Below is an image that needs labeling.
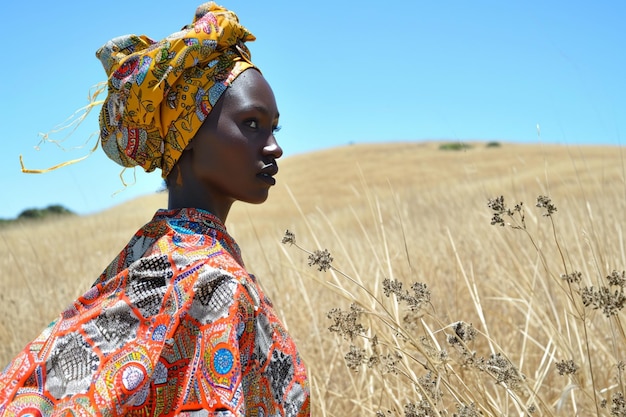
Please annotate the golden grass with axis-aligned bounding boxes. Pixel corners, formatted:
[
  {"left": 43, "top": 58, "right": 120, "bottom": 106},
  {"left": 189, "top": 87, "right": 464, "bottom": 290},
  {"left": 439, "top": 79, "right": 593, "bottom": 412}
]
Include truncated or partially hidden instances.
[{"left": 1, "top": 141, "right": 625, "bottom": 415}]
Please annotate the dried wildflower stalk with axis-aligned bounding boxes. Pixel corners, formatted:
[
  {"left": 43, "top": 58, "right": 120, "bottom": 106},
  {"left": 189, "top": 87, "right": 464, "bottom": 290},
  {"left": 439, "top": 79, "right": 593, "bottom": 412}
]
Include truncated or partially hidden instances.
[
  {"left": 282, "top": 191, "right": 626, "bottom": 415},
  {"left": 488, "top": 195, "right": 626, "bottom": 415},
  {"left": 283, "top": 229, "right": 541, "bottom": 416}
]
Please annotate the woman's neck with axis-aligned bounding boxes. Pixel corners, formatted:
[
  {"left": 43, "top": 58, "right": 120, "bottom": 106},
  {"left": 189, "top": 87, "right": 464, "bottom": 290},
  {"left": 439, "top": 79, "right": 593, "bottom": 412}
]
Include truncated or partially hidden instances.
[{"left": 166, "top": 160, "right": 233, "bottom": 223}]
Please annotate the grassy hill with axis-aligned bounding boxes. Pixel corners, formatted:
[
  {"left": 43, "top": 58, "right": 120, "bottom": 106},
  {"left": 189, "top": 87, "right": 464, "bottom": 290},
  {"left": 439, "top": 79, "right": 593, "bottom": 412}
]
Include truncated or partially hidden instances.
[{"left": 1, "top": 141, "right": 625, "bottom": 415}]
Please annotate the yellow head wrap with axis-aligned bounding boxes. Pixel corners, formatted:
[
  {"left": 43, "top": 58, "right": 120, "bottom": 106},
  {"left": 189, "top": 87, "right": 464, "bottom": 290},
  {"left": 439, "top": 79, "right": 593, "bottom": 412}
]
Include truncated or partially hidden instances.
[{"left": 96, "top": 2, "right": 255, "bottom": 178}]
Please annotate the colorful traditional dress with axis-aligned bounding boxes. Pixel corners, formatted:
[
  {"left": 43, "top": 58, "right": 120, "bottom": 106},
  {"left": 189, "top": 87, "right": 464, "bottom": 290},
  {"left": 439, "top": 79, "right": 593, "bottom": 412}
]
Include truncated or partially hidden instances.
[{"left": 0, "top": 208, "right": 310, "bottom": 416}]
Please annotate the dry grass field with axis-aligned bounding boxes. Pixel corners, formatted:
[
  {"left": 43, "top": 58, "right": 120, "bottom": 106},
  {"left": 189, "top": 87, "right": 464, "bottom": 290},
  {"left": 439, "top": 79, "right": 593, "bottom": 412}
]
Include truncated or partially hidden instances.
[{"left": 2, "top": 141, "right": 626, "bottom": 416}]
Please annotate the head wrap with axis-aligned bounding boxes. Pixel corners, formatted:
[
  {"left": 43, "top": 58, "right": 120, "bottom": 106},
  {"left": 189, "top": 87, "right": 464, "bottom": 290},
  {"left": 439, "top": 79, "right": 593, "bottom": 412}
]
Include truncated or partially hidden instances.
[{"left": 96, "top": 2, "right": 256, "bottom": 178}]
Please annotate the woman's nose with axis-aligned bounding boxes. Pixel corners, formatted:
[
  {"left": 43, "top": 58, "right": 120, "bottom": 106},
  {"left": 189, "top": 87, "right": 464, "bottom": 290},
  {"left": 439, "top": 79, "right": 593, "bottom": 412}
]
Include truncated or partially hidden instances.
[{"left": 264, "top": 136, "right": 283, "bottom": 159}]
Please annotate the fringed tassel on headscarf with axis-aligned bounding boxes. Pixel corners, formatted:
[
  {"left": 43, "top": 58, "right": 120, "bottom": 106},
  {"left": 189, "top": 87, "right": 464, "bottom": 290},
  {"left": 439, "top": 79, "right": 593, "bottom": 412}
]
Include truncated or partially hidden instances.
[{"left": 19, "top": 82, "right": 106, "bottom": 174}]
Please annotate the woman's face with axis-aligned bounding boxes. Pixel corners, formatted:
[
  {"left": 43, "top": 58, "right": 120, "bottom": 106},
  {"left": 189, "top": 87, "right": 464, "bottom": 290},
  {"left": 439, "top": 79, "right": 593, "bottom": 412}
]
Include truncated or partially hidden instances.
[{"left": 188, "top": 69, "right": 283, "bottom": 209}]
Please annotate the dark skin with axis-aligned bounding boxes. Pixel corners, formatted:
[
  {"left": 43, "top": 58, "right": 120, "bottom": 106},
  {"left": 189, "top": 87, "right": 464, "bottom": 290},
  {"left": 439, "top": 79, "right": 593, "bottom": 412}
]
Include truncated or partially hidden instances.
[{"left": 167, "top": 69, "right": 283, "bottom": 222}]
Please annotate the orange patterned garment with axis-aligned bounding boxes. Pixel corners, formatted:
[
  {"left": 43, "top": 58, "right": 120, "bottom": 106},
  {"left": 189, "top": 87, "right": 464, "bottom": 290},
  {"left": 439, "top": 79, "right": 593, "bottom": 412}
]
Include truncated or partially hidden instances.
[{"left": 0, "top": 208, "right": 310, "bottom": 416}]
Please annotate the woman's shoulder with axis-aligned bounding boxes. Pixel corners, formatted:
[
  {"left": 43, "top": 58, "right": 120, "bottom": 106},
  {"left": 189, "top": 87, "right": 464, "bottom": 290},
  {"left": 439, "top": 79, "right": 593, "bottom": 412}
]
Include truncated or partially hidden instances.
[{"left": 96, "top": 208, "right": 244, "bottom": 282}]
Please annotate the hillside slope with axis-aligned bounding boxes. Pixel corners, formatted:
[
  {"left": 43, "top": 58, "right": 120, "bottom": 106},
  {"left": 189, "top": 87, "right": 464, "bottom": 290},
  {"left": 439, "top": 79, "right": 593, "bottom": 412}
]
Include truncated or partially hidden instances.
[{"left": 1, "top": 141, "right": 625, "bottom": 415}]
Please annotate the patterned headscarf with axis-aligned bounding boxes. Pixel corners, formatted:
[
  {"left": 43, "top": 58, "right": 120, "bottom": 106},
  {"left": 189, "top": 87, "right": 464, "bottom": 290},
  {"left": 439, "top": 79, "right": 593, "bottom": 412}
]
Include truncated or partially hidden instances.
[{"left": 96, "top": 2, "right": 256, "bottom": 178}]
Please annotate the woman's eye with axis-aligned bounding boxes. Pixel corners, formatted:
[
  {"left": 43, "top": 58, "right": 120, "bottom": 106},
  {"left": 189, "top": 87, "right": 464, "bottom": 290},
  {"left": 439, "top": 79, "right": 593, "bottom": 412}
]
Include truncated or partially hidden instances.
[{"left": 244, "top": 120, "right": 280, "bottom": 134}]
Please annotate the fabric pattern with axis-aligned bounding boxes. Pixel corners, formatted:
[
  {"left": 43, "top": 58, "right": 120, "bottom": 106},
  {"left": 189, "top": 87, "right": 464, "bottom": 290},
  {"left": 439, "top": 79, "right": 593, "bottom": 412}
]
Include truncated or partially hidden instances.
[
  {"left": 0, "top": 208, "right": 310, "bottom": 416},
  {"left": 97, "top": 2, "right": 256, "bottom": 177}
]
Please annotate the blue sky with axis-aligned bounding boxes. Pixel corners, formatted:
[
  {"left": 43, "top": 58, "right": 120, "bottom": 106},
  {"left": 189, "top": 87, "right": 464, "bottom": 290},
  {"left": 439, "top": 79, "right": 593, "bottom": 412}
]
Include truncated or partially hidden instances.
[{"left": 1, "top": 1, "right": 624, "bottom": 219}]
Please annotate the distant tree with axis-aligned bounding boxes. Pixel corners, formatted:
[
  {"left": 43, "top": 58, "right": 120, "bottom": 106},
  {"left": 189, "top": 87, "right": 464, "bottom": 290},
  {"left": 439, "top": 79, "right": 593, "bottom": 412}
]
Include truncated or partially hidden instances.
[
  {"left": 45, "top": 205, "right": 74, "bottom": 215},
  {"left": 18, "top": 208, "right": 45, "bottom": 219},
  {"left": 17, "top": 205, "right": 75, "bottom": 220},
  {"left": 439, "top": 142, "right": 472, "bottom": 151}
]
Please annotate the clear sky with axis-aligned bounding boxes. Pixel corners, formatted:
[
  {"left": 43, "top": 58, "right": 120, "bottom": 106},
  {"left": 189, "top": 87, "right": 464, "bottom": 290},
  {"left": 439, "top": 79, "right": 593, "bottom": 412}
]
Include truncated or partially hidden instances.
[{"left": 1, "top": 1, "right": 624, "bottom": 219}]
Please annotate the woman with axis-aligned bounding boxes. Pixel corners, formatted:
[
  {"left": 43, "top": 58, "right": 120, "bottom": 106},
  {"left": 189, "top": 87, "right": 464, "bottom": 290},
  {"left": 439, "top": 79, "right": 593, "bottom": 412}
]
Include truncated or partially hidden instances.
[{"left": 0, "top": 3, "right": 310, "bottom": 416}]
